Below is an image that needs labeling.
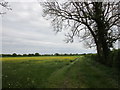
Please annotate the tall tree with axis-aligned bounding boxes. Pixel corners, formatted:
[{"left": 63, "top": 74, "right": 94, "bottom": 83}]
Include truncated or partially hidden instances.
[{"left": 41, "top": 1, "right": 120, "bottom": 64}]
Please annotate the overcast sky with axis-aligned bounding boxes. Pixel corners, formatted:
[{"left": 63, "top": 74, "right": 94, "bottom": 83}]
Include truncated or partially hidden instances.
[{"left": 1, "top": 2, "right": 97, "bottom": 54}]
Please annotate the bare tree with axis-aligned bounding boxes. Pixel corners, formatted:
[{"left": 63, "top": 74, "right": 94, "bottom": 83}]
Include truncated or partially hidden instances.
[
  {"left": 0, "top": 0, "right": 12, "bottom": 14},
  {"left": 41, "top": 1, "right": 120, "bottom": 64}
]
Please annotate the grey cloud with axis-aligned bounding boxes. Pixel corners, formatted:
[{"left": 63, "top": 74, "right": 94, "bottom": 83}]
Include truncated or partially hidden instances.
[{"left": 2, "top": 2, "right": 96, "bottom": 54}]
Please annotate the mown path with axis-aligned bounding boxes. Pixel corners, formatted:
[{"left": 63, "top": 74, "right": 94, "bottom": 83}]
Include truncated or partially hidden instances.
[{"left": 45, "top": 57, "right": 119, "bottom": 88}]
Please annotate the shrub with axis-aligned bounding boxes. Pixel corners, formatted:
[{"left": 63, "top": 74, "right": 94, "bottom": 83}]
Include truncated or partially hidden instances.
[
  {"left": 108, "top": 49, "right": 120, "bottom": 70},
  {"left": 87, "top": 49, "right": 120, "bottom": 70}
]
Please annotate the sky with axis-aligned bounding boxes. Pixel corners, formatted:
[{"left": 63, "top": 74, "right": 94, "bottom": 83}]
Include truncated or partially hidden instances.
[{"left": 1, "top": 1, "right": 97, "bottom": 54}]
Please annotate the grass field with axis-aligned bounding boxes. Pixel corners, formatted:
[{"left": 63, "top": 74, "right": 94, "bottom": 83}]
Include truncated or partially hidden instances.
[{"left": 1, "top": 56, "right": 119, "bottom": 88}]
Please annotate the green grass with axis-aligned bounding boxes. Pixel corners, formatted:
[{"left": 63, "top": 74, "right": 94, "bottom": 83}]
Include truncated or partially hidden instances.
[{"left": 2, "top": 56, "right": 119, "bottom": 88}]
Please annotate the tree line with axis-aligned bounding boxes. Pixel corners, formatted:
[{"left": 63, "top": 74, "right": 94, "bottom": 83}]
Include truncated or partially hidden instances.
[{"left": 1, "top": 53, "right": 87, "bottom": 57}]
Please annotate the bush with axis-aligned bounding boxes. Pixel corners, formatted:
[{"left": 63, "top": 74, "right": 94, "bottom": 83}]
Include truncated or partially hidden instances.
[
  {"left": 86, "top": 49, "right": 120, "bottom": 70},
  {"left": 108, "top": 49, "right": 120, "bottom": 70}
]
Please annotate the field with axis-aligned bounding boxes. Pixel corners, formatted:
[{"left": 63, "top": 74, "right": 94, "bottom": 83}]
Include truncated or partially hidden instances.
[{"left": 2, "top": 56, "right": 119, "bottom": 88}]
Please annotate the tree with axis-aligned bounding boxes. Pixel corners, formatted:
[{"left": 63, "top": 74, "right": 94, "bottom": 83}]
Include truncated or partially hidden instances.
[
  {"left": 35, "top": 53, "right": 40, "bottom": 56},
  {"left": 54, "top": 53, "right": 59, "bottom": 56},
  {"left": 0, "top": 0, "right": 12, "bottom": 14},
  {"left": 28, "top": 54, "right": 34, "bottom": 56},
  {"left": 23, "top": 54, "right": 27, "bottom": 56},
  {"left": 41, "top": 1, "right": 120, "bottom": 64},
  {"left": 12, "top": 53, "right": 17, "bottom": 57}
]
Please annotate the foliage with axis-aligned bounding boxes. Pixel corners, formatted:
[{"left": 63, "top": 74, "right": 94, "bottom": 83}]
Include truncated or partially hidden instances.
[
  {"left": 85, "top": 49, "right": 120, "bottom": 70},
  {"left": 34, "top": 53, "right": 40, "bottom": 56},
  {"left": 2, "top": 53, "right": 83, "bottom": 57},
  {"left": 12, "top": 53, "right": 17, "bottom": 57},
  {"left": 108, "top": 49, "right": 120, "bottom": 70}
]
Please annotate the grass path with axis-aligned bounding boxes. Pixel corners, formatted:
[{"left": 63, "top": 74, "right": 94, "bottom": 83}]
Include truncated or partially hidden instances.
[
  {"left": 2, "top": 56, "right": 119, "bottom": 88},
  {"left": 45, "top": 57, "right": 81, "bottom": 88},
  {"left": 45, "top": 57, "right": 119, "bottom": 88}
]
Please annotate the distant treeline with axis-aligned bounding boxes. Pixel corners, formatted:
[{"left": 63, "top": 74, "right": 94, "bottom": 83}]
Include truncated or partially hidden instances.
[{"left": 1, "top": 53, "right": 87, "bottom": 57}]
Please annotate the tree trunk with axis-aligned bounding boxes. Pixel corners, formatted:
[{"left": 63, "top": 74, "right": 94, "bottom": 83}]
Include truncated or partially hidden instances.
[
  {"left": 96, "top": 32, "right": 110, "bottom": 65},
  {"left": 102, "top": 39, "right": 110, "bottom": 63},
  {"left": 93, "top": 2, "right": 110, "bottom": 65}
]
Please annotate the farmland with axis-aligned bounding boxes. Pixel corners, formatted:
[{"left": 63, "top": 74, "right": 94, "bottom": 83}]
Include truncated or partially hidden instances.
[{"left": 1, "top": 56, "right": 119, "bottom": 88}]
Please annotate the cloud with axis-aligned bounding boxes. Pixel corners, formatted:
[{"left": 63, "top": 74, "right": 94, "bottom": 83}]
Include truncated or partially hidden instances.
[{"left": 2, "top": 2, "right": 96, "bottom": 54}]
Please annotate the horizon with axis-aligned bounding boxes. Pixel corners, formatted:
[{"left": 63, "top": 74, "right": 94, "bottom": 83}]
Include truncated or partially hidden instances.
[{"left": 1, "top": 51, "right": 97, "bottom": 55}]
